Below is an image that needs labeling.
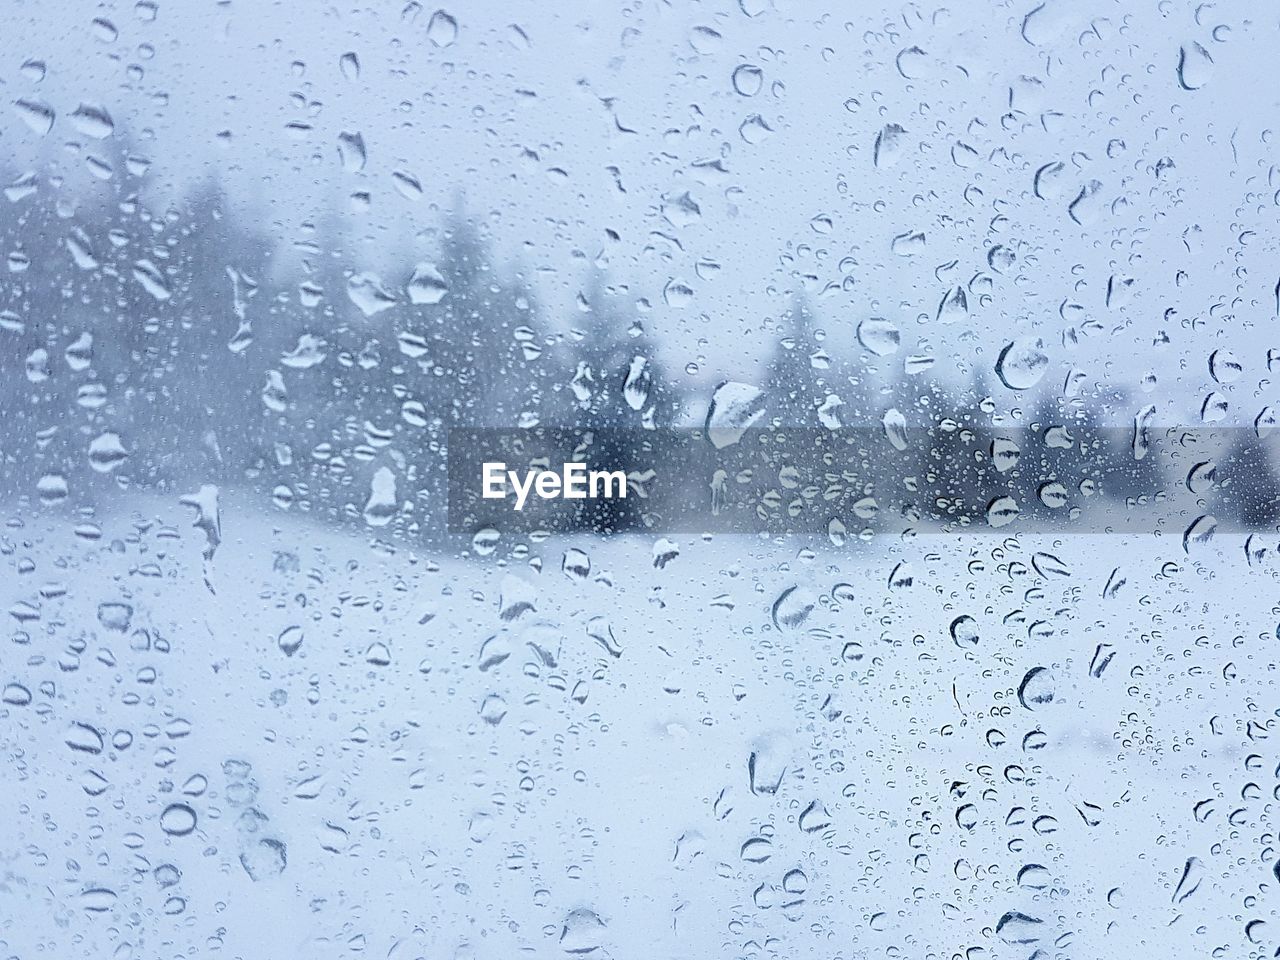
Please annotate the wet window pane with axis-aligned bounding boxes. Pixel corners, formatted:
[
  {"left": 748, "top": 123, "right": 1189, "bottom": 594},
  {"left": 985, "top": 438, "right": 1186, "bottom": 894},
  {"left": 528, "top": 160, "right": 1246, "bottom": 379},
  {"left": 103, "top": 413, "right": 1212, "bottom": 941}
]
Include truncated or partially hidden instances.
[{"left": 1, "top": 2, "right": 1275, "bottom": 957}]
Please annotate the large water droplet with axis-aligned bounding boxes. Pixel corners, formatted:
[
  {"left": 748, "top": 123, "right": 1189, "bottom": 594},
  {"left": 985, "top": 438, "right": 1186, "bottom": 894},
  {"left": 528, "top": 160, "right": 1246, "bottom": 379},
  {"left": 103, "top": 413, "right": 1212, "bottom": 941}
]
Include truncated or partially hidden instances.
[
  {"left": 427, "top": 9, "right": 458, "bottom": 46},
  {"left": 362, "top": 467, "right": 398, "bottom": 526},
  {"left": 871, "top": 124, "right": 907, "bottom": 171},
  {"left": 1176, "top": 42, "right": 1213, "bottom": 90},
  {"left": 160, "top": 802, "right": 197, "bottom": 836},
  {"left": 732, "top": 64, "right": 763, "bottom": 96},
  {"left": 133, "top": 259, "right": 172, "bottom": 300},
  {"left": 347, "top": 273, "right": 398, "bottom": 316},
  {"left": 995, "top": 338, "right": 1049, "bottom": 390},
  {"left": 12, "top": 98, "right": 55, "bottom": 135},
  {"left": 1017, "top": 667, "right": 1055, "bottom": 709},
  {"left": 70, "top": 103, "right": 115, "bottom": 139},
  {"left": 705, "top": 381, "right": 766, "bottom": 449},
  {"left": 856, "top": 317, "right": 900, "bottom": 356},
  {"left": 407, "top": 262, "right": 449, "bottom": 304},
  {"left": 277, "top": 625, "right": 304, "bottom": 657},
  {"left": 240, "top": 838, "right": 287, "bottom": 880},
  {"left": 88, "top": 432, "right": 129, "bottom": 472}
]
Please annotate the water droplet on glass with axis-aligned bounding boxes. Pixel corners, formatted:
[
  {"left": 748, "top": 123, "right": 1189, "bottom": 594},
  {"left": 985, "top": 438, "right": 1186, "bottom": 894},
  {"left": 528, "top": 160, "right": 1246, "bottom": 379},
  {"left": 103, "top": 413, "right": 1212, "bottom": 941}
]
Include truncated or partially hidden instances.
[
  {"left": 732, "top": 64, "right": 763, "bottom": 96},
  {"left": 87, "top": 431, "right": 128, "bottom": 472},
  {"left": 427, "top": 9, "right": 458, "bottom": 46},
  {"left": 562, "top": 548, "right": 590, "bottom": 580},
  {"left": 705, "top": 381, "right": 766, "bottom": 449},
  {"left": 12, "top": 98, "right": 55, "bottom": 135},
  {"left": 986, "top": 495, "right": 1019, "bottom": 528},
  {"left": 277, "top": 625, "right": 304, "bottom": 657},
  {"left": 97, "top": 601, "right": 133, "bottom": 631},
  {"left": 995, "top": 338, "right": 1049, "bottom": 390},
  {"left": 622, "top": 355, "right": 651, "bottom": 410},
  {"left": 133, "top": 259, "right": 172, "bottom": 300},
  {"left": 689, "top": 25, "right": 722, "bottom": 54},
  {"left": 363, "top": 467, "right": 398, "bottom": 526},
  {"left": 69, "top": 103, "right": 115, "bottom": 139},
  {"left": 1017, "top": 667, "right": 1055, "bottom": 709},
  {"left": 337, "top": 131, "right": 366, "bottom": 172},
  {"left": 407, "top": 262, "right": 449, "bottom": 304},
  {"left": 873, "top": 124, "right": 906, "bottom": 168},
  {"left": 1177, "top": 42, "right": 1213, "bottom": 90},
  {"left": 771, "top": 585, "right": 815, "bottom": 629},
  {"left": 347, "top": 272, "right": 398, "bottom": 316},
  {"left": 80, "top": 887, "right": 118, "bottom": 913},
  {"left": 950, "top": 615, "right": 979, "bottom": 648},
  {"left": 160, "top": 802, "right": 197, "bottom": 837},
  {"left": 240, "top": 838, "right": 287, "bottom": 880},
  {"left": 857, "top": 318, "right": 900, "bottom": 356},
  {"left": 739, "top": 114, "right": 774, "bottom": 144},
  {"left": 559, "top": 908, "right": 607, "bottom": 954}
]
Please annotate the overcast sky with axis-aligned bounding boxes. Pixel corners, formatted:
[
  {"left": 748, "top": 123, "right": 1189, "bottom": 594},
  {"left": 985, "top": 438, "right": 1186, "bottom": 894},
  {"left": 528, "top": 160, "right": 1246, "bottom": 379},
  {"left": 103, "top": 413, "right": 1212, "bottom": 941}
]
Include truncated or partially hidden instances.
[{"left": 4, "top": 0, "right": 1276, "bottom": 418}]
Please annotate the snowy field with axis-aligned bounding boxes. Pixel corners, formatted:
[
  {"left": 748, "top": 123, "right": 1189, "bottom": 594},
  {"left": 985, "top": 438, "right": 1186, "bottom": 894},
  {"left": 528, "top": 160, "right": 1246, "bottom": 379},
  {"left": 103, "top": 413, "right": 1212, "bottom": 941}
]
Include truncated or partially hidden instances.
[{"left": 2, "top": 489, "right": 1275, "bottom": 959}]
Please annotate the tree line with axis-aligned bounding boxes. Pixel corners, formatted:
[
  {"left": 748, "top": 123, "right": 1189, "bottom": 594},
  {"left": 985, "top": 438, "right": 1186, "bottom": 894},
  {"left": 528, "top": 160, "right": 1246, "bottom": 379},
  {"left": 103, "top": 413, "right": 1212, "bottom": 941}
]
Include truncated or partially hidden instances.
[{"left": 0, "top": 144, "right": 1275, "bottom": 540}]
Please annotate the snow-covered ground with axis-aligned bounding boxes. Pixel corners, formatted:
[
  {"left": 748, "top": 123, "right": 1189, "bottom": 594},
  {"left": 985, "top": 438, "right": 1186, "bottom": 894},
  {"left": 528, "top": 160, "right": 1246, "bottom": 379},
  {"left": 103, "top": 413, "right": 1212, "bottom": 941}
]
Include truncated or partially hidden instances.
[{"left": 1, "top": 489, "right": 1276, "bottom": 958}]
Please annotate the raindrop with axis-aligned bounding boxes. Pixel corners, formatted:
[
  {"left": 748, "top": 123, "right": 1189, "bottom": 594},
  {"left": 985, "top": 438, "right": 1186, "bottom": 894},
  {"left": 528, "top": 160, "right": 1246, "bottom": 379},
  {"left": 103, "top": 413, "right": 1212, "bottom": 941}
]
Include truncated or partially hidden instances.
[
  {"left": 562, "top": 548, "right": 590, "bottom": 580},
  {"left": 1172, "top": 856, "right": 1204, "bottom": 903},
  {"left": 732, "top": 64, "right": 763, "bottom": 96},
  {"left": 996, "top": 911, "right": 1043, "bottom": 944},
  {"left": 70, "top": 103, "right": 115, "bottom": 138},
  {"left": 160, "top": 803, "right": 197, "bottom": 837},
  {"left": 36, "top": 472, "right": 68, "bottom": 505},
  {"left": 347, "top": 273, "right": 398, "bottom": 316},
  {"left": 80, "top": 887, "right": 118, "bottom": 913},
  {"left": 391, "top": 169, "right": 424, "bottom": 201},
  {"left": 12, "top": 98, "right": 55, "bottom": 135},
  {"left": 857, "top": 318, "right": 900, "bottom": 355},
  {"left": 1183, "top": 515, "right": 1217, "bottom": 553},
  {"left": 427, "top": 9, "right": 458, "bottom": 46},
  {"left": 499, "top": 575, "right": 538, "bottom": 620},
  {"left": 738, "top": 114, "right": 773, "bottom": 144},
  {"left": 873, "top": 124, "right": 906, "bottom": 168},
  {"left": 950, "top": 615, "right": 979, "bottom": 648},
  {"left": 689, "top": 25, "right": 722, "bottom": 54},
  {"left": 652, "top": 538, "right": 679, "bottom": 569},
  {"left": 771, "top": 585, "right": 815, "bottom": 629},
  {"left": 469, "top": 528, "right": 499, "bottom": 557},
  {"left": 1017, "top": 667, "right": 1055, "bottom": 709},
  {"left": 337, "top": 131, "right": 366, "bottom": 172},
  {"left": 895, "top": 45, "right": 932, "bottom": 79},
  {"left": 936, "top": 286, "right": 967, "bottom": 324},
  {"left": 362, "top": 467, "right": 398, "bottom": 526},
  {"left": 133, "top": 259, "right": 171, "bottom": 300},
  {"left": 407, "top": 262, "right": 449, "bottom": 304},
  {"left": 1176, "top": 42, "right": 1213, "bottom": 90},
  {"left": 277, "top": 626, "right": 303, "bottom": 657},
  {"left": 97, "top": 602, "right": 133, "bottom": 631},
  {"left": 705, "top": 381, "right": 766, "bottom": 449},
  {"left": 2, "top": 682, "right": 32, "bottom": 706},
  {"left": 622, "top": 356, "right": 651, "bottom": 410},
  {"left": 987, "top": 496, "right": 1019, "bottom": 528},
  {"left": 1209, "top": 350, "right": 1243, "bottom": 383},
  {"left": 240, "top": 838, "right": 287, "bottom": 880},
  {"left": 560, "top": 908, "right": 607, "bottom": 954},
  {"left": 66, "top": 722, "right": 105, "bottom": 754},
  {"left": 995, "top": 338, "right": 1049, "bottom": 390},
  {"left": 661, "top": 191, "right": 701, "bottom": 226}
]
